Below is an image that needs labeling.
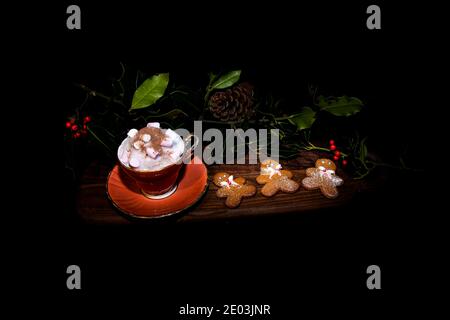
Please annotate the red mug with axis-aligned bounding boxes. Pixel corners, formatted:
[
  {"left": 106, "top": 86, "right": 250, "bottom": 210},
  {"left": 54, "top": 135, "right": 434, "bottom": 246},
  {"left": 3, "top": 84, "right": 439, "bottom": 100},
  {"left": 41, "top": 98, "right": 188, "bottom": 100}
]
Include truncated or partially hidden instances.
[{"left": 119, "top": 134, "right": 199, "bottom": 199}]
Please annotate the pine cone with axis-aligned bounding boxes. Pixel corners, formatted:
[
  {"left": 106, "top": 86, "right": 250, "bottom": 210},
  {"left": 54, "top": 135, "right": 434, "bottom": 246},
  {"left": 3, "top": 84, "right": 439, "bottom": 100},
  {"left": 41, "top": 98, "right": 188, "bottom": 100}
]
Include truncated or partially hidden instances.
[{"left": 208, "top": 82, "right": 255, "bottom": 122}]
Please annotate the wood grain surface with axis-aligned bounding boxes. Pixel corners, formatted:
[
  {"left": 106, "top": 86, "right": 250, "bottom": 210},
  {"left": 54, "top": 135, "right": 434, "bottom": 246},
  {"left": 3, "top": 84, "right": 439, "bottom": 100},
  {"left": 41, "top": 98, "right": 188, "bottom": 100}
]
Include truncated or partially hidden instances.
[{"left": 76, "top": 151, "right": 381, "bottom": 224}]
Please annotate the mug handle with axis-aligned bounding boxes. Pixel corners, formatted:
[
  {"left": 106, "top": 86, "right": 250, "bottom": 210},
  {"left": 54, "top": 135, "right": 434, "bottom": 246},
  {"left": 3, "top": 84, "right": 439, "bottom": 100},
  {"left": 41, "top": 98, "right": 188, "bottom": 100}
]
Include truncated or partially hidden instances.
[{"left": 182, "top": 134, "right": 200, "bottom": 162}]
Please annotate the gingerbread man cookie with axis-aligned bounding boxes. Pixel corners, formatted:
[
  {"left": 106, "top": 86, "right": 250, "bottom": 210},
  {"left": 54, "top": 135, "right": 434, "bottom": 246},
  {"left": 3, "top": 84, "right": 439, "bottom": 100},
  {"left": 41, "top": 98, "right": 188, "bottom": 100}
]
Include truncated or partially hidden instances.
[
  {"left": 256, "top": 159, "right": 300, "bottom": 197},
  {"left": 213, "top": 172, "right": 256, "bottom": 208},
  {"left": 301, "top": 158, "right": 343, "bottom": 199}
]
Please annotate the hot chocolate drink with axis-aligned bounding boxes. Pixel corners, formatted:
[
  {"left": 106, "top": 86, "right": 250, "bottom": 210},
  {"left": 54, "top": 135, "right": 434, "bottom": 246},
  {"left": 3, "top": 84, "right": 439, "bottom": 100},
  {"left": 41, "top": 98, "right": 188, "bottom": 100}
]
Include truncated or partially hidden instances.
[
  {"left": 117, "top": 122, "right": 189, "bottom": 199},
  {"left": 118, "top": 122, "right": 184, "bottom": 171}
]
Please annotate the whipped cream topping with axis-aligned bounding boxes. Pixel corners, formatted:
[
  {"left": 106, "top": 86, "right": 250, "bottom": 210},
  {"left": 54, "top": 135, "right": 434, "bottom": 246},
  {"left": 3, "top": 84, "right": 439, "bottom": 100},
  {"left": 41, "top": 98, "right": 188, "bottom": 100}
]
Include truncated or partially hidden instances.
[{"left": 118, "top": 122, "right": 184, "bottom": 171}]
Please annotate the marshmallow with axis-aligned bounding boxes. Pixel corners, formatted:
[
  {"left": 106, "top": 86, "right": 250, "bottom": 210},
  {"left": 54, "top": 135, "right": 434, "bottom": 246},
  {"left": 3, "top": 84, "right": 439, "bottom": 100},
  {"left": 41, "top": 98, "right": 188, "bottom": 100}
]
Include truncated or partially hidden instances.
[
  {"left": 129, "top": 157, "right": 140, "bottom": 168},
  {"left": 127, "top": 128, "right": 138, "bottom": 138},
  {"left": 147, "top": 122, "right": 160, "bottom": 128},
  {"left": 146, "top": 147, "right": 160, "bottom": 159},
  {"left": 165, "top": 128, "right": 178, "bottom": 139},
  {"left": 129, "top": 149, "right": 145, "bottom": 168},
  {"left": 133, "top": 141, "right": 144, "bottom": 149},
  {"left": 142, "top": 134, "right": 151, "bottom": 142},
  {"left": 160, "top": 138, "right": 173, "bottom": 147}
]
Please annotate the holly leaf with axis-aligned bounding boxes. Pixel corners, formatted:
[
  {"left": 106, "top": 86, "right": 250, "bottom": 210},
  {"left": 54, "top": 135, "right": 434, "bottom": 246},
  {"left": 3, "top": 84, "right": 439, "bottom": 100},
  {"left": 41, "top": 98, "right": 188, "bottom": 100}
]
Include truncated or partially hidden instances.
[
  {"left": 318, "top": 95, "right": 363, "bottom": 116},
  {"left": 288, "top": 107, "right": 317, "bottom": 130},
  {"left": 210, "top": 70, "right": 241, "bottom": 90},
  {"left": 130, "top": 73, "right": 169, "bottom": 110},
  {"left": 359, "top": 137, "right": 368, "bottom": 161}
]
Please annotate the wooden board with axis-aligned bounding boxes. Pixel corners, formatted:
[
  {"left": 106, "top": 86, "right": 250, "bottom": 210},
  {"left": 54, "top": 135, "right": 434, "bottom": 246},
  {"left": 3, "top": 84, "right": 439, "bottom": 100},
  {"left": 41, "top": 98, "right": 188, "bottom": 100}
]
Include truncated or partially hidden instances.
[{"left": 76, "top": 151, "right": 381, "bottom": 224}]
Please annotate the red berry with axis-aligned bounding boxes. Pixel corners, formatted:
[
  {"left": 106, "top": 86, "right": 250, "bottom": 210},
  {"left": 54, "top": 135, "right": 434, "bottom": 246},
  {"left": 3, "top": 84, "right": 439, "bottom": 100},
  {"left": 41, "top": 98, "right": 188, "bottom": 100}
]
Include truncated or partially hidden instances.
[
  {"left": 65, "top": 121, "right": 71, "bottom": 128},
  {"left": 329, "top": 140, "right": 335, "bottom": 145},
  {"left": 83, "top": 124, "right": 87, "bottom": 130},
  {"left": 334, "top": 151, "right": 340, "bottom": 157},
  {"left": 333, "top": 155, "right": 339, "bottom": 161},
  {"left": 73, "top": 132, "right": 81, "bottom": 138},
  {"left": 70, "top": 118, "right": 75, "bottom": 124},
  {"left": 71, "top": 125, "right": 78, "bottom": 131},
  {"left": 84, "top": 116, "right": 91, "bottom": 123},
  {"left": 330, "top": 145, "right": 336, "bottom": 151},
  {"left": 342, "top": 159, "right": 348, "bottom": 166}
]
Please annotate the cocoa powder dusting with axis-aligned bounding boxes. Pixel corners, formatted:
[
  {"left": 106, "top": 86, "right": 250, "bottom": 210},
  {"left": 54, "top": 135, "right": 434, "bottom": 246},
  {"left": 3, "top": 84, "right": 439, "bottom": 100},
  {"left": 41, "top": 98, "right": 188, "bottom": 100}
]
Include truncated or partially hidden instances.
[{"left": 132, "top": 127, "right": 167, "bottom": 154}]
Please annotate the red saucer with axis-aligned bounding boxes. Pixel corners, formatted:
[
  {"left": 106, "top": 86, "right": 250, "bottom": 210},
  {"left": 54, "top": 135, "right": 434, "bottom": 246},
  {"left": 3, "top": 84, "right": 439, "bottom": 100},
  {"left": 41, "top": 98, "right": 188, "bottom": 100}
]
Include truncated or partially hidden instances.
[{"left": 107, "top": 156, "right": 208, "bottom": 219}]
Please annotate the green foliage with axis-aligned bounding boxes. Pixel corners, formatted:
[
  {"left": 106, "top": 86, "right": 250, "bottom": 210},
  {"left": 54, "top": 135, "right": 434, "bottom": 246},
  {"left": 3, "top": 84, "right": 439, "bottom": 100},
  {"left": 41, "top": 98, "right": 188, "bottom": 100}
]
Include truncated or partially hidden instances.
[
  {"left": 130, "top": 73, "right": 169, "bottom": 110},
  {"left": 72, "top": 65, "right": 405, "bottom": 180},
  {"left": 288, "top": 107, "right": 316, "bottom": 130},
  {"left": 359, "top": 136, "right": 368, "bottom": 162},
  {"left": 209, "top": 70, "right": 241, "bottom": 90},
  {"left": 317, "top": 95, "right": 363, "bottom": 116}
]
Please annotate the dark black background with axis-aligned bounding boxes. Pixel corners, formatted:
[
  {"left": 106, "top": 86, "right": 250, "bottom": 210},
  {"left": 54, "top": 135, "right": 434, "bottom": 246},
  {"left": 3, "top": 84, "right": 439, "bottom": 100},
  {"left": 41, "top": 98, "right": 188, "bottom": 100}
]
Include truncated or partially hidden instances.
[{"left": 40, "top": 0, "right": 436, "bottom": 317}]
